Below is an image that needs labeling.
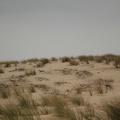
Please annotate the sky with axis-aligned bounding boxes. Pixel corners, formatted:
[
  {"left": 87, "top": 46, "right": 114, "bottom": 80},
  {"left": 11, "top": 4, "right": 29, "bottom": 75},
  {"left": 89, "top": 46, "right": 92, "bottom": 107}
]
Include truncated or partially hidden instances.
[{"left": 0, "top": 0, "right": 120, "bottom": 61}]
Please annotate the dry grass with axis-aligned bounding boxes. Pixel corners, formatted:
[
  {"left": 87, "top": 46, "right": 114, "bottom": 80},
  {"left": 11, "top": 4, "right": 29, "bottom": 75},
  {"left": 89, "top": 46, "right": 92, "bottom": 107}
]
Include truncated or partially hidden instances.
[
  {"left": 102, "top": 97, "right": 120, "bottom": 120},
  {"left": 52, "top": 95, "right": 67, "bottom": 117},
  {"left": 13, "top": 86, "right": 25, "bottom": 96},
  {"left": 40, "top": 58, "right": 49, "bottom": 65},
  {"left": 40, "top": 96, "right": 51, "bottom": 106},
  {"left": 69, "top": 60, "right": 79, "bottom": 66},
  {"left": 0, "top": 88, "right": 10, "bottom": 99},
  {"left": 25, "top": 69, "right": 36, "bottom": 76},
  {"left": 114, "top": 56, "right": 120, "bottom": 68},
  {"left": 27, "top": 86, "right": 36, "bottom": 93},
  {"left": 4, "top": 62, "right": 11, "bottom": 68},
  {"left": 17, "top": 94, "right": 37, "bottom": 109},
  {"left": 39, "top": 107, "right": 51, "bottom": 115},
  {"left": 71, "top": 95, "right": 84, "bottom": 106},
  {"left": 0, "top": 100, "right": 41, "bottom": 120},
  {"left": 61, "top": 56, "right": 70, "bottom": 62},
  {"left": 0, "top": 68, "right": 4, "bottom": 74}
]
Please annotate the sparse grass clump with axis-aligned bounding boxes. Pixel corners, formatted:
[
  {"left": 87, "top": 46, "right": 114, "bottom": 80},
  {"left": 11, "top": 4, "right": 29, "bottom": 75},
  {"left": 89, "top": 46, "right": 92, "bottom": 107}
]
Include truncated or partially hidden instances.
[
  {"left": 75, "top": 87, "right": 82, "bottom": 94},
  {"left": 0, "top": 100, "right": 41, "bottom": 120},
  {"left": 64, "top": 107, "right": 78, "bottom": 120},
  {"left": 17, "top": 95, "right": 37, "bottom": 109},
  {"left": 69, "top": 60, "right": 79, "bottom": 66},
  {"left": 0, "top": 88, "right": 10, "bottom": 99},
  {"left": 28, "top": 86, "right": 36, "bottom": 93},
  {"left": 71, "top": 96, "right": 84, "bottom": 106},
  {"left": 102, "top": 97, "right": 120, "bottom": 120},
  {"left": 25, "top": 69, "right": 36, "bottom": 76},
  {"left": 52, "top": 95, "right": 67, "bottom": 117},
  {"left": 96, "top": 84, "right": 103, "bottom": 94},
  {"left": 0, "top": 68, "right": 4, "bottom": 74},
  {"left": 0, "top": 101, "right": 21, "bottom": 120},
  {"left": 40, "top": 96, "right": 51, "bottom": 106},
  {"left": 34, "top": 84, "right": 50, "bottom": 92},
  {"left": 13, "top": 86, "right": 25, "bottom": 96}
]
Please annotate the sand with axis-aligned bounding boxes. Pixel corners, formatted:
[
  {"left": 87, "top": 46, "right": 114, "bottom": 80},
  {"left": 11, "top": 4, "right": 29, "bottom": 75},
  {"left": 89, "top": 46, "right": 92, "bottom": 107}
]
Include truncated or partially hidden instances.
[{"left": 0, "top": 59, "right": 120, "bottom": 119}]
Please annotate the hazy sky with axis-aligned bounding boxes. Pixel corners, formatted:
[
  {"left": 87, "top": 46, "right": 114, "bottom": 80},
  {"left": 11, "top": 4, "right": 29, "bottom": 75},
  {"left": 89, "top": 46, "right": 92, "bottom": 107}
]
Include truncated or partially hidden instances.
[{"left": 0, "top": 0, "right": 120, "bottom": 61}]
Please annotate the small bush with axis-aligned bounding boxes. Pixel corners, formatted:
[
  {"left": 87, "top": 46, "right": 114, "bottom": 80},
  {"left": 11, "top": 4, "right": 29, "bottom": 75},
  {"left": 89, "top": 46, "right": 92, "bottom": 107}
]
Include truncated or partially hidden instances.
[
  {"left": 114, "top": 56, "right": 120, "bottom": 68},
  {"left": 94, "top": 56, "right": 103, "bottom": 63},
  {"left": 78, "top": 55, "right": 94, "bottom": 63},
  {"left": 69, "top": 60, "right": 79, "bottom": 66},
  {"left": 51, "top": 57, "right": 58, "bottom": 61},
  {"left": 0, "top": 68, "right": 4, "bottom": 74},
  {"left": 4, "top": 62, "right": 11, "bottom": 67},
  {"left": 40, "top": 58, "right": 49, "bottom": 65},
  {"left": 61, "top": 57, "right": 70, "bottom": 62}
]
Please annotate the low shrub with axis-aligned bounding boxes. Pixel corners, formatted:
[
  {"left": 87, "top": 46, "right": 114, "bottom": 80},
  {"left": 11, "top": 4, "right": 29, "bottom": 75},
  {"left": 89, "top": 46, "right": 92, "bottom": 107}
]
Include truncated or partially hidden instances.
[
  {"left": 61, "top": 57, "right": 70, "bottom": 62},
  {"left": 4, "top": 62, "right": 11, "bottom": 67},
  {"left": 69, "top": 60, "right": 79, "bottom": 66},
  {"left": 40, "top": 58, "right": 49, "bottom": 65}
]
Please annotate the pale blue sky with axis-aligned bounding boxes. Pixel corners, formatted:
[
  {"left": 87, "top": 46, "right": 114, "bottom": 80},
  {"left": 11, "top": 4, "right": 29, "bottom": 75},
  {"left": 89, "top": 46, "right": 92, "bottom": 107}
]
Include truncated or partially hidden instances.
[{"left": 0, "top": 0, "right": 120, "bottom": 60}]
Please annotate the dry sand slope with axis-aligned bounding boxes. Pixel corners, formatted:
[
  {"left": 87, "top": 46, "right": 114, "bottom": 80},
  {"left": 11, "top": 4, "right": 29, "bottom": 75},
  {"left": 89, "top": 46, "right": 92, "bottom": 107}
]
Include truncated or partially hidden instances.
[{"left": 0, "top": 58, "right": 120, "bottom": 120}]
